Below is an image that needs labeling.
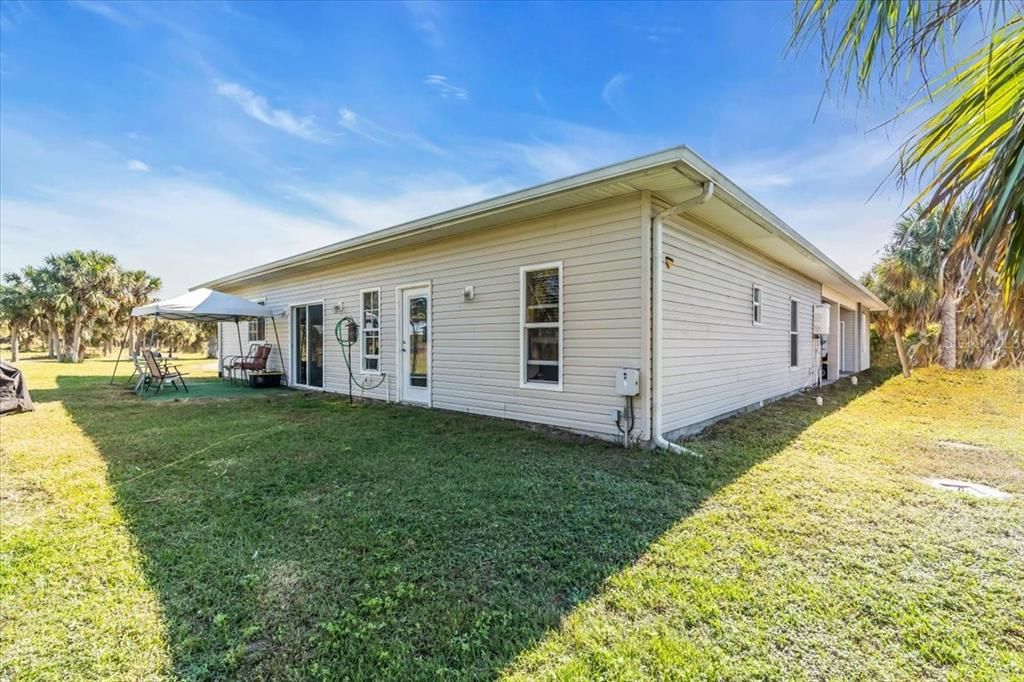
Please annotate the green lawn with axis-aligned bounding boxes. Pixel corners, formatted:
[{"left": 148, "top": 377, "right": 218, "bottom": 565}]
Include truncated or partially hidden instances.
[{"left": 2, "top": 354, "right": 1022, "bottom": 680}]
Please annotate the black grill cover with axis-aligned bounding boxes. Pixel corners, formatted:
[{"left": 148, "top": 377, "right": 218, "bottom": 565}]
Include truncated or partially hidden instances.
[{"left": 0, "top": 361, "right": 34, "bottom": 415}]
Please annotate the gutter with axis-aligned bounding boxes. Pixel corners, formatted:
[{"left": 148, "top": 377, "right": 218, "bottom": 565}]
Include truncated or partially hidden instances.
[{"left": 651, "top": 181, "right": 715, "bottom": 457}]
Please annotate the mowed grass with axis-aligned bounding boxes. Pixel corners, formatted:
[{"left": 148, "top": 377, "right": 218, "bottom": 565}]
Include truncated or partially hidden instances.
[{"left": 1, "top": 354, "right": 1022, "bottom": 680}]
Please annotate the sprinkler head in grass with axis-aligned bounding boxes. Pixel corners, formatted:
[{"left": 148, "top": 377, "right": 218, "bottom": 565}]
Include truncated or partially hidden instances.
[{"left": 815, "top": 396, "right": 823, "bottom": 407}]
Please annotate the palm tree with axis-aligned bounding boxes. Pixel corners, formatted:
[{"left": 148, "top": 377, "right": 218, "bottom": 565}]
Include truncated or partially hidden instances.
[
  {"left": 867, "top": 203, "right": 1023, "bottom": 371},
  {"left": 120, "top": 270, "right": 162, "bottom": 353},
  {"left": 888, "top": 205, "right": 967, "bottom": 368},
  {"left": 23, "top": 265, "right": 61, "bottom": 358},
  {"left": 0, "top": 273, "right": 35, "bottom": 362},
  {"left": 46, "top": 250, "right": 122, "bottom": 362},
  {"left": 790, "top": 1, "right": 1024, "bottom": 296},
  {"left": 864, "top": 257, "right": 934, "bottom": 377}
]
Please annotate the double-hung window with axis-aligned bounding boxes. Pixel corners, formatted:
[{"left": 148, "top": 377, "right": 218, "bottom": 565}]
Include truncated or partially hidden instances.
[
  {"left": 521, "top": 262, "right": 562, "bottom": 389},
  {"left": 248, "top": 298, "right": 266, "bottom": 341},
  {"left": 361, "top": 288, "right": 381, "bottom": 373},
  {"left": 752, "top": 286, "right": 762, "bottom": 325},
  {"left": 789, "top": 298, "right": 799, "bottom": 367}
]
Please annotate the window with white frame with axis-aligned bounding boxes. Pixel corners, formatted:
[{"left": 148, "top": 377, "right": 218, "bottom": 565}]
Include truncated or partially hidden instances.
[
  {"left": 248, "top": 299, "right": 266, "bottom": 341},
  {"left": 361, "top": 288, "right": 381, "bottom": 373},
  {"left": 789, "top": 298, "right": 799, "bottom": 367},
  {"left": 752, "top": 285, "right": 762, "bottom": 325},
  {"left": 521, "top": 262, "right": 562, "bottom": 388}
]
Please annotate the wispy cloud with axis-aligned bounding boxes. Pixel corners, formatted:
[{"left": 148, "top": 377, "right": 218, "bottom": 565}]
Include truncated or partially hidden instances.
[
  {"left": 338, "top": 107, "right": 385, "bottom": 144},
  {"left": 337, "top": 107, "right": 444, "bottom": 154},
  {"left": 723, "top": 134, "right": 898, "bottom": 191},
  {"left": 720, "top": 132, "right": 915, "bottom": 277},
  {"left": 126, "top": 159, "right": 150, "bottom": 172},
  {"left": 69, "top": 0, "right": 130, "bottom": 25},
  {"left": 405, "top": 1, "right": 444, "bottom": 49},
  {"left": 532, "top": 86, "right": 547, "bottom": 108},
  {"left": 601, "top": 73, "right": 630, "bottom": 110},
  {"left": 0, "top": 1, "right": 33, "bottom": 32},
  {"left": 424, "top": 74, "right": 468, "bottom": 100},
  {"left": 215, "top": 81, "right": 325, "bottom": 142},
  {"left": 636, "top": 24, "right": 684, "bottom": 44},
  {"left": 294, "top": 175, "right": 511, "bottom": 232},
  {"left": 479, "top": 119, "right": 651, "bottom": 181},
  {"left": 1, "top": 178, "right": 343, "bottom": 296}
]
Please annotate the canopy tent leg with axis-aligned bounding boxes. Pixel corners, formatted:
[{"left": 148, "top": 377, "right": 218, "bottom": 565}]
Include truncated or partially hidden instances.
[
  {"left": 233, "top": 318, "right": 243, "bottom": 383},
  {"left": 109, "top": 319, "right": 132, "bottom": 385},
  {"left": 271, "top": 316, "right": 287, "bottom": 385}
]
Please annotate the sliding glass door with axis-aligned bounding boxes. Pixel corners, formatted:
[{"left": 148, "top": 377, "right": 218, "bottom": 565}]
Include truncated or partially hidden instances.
[{"left": 292, "top": 303, "right": 324, "bottom": 388}]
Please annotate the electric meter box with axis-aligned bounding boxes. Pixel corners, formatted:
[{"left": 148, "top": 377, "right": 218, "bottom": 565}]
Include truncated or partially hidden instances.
[
  {"left": 616, "top": 368, "right": 640, "bottom": 396},
  {"left": 812, "top": 304, "right": 831, "bottom": 336}
]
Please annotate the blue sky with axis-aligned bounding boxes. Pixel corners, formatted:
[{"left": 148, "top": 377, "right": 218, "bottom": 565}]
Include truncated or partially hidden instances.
[{"left": 1, "top": 0, "right": 934, "bottom": 295}]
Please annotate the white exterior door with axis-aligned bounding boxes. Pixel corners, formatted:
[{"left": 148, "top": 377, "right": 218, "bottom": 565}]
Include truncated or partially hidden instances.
[{"left": 399, "top": 286, "right": 431, "bottom": 405}]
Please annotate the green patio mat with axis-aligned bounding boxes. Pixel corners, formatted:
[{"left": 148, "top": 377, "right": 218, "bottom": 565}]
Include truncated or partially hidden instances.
[{"left": 141, "top": 379, "right": 292, "bottom": 401}]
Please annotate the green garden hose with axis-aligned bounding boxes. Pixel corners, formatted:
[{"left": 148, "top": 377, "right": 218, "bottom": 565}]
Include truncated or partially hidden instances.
[{"left": 334, "top": 316, "right": 387, "bottom": 403}]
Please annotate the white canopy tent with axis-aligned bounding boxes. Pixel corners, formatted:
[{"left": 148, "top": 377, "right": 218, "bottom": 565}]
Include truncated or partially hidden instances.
[
  {"left": 130, "top": 288, "right": 274, "bottom": 321},
  {"left": 111, "top": 288, "right": 285, "bottom": 384}
]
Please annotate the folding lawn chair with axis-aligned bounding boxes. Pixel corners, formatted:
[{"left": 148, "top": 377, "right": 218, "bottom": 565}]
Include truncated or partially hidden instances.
[{"left": 142, "top": 349, "right": 189, "bottom": 394}]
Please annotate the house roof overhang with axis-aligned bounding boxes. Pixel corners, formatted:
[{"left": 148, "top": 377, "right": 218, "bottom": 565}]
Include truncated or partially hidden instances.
[{"left": 196, "top": 146, "right": 888, "bottom": 311}]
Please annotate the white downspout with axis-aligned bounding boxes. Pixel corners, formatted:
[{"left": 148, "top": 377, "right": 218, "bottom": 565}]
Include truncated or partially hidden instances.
[{"left": 652, "top": 181, "right": 714, "bottom": 456}]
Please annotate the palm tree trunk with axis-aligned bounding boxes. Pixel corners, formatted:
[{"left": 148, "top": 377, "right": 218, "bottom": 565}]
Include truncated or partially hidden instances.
[
  {"left": 10, "top": 323, "right": 20, "bottom": 362},
  {"left": 71, "top": 317, "right": 83, "bottom": 363},
  {"left": 938, "top": 291, "right": 957, "bottom": 369},
  {"left": 47, "top": 317, "right": 58, "bottom": 358},
  {"left": 894, "top": 332, "right": 911, "bottom": 378}
]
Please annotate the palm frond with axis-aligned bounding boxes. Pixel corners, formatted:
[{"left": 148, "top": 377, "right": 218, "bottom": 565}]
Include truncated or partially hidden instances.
[
  {"left": 791, "top": 1, "right": 1024, "bottom": 294},
  {"left": 901, "top": 16, "right": 1024, "bottom": 293}
]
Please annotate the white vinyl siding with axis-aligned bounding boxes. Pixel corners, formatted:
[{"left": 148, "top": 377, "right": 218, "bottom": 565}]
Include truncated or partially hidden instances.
[
  {"left": 659, "top": 208, "right": 819, "bottom": 434},
  {"left": 218, "top": 195, "right": 644, "bottom": 440}
]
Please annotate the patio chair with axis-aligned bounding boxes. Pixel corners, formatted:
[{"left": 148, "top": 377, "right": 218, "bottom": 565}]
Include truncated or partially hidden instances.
[
  {"left": 224, "top": 343, "right": 261, "bottom": 382},
  {"left": 142, "top": 349, "right": 189, "bottom": 394},
  {"left": 235, "top": 344, "right": 272, "bottom": 383},
  {"left": 129, "top": 353, "right": 150, "bottom": 394}
]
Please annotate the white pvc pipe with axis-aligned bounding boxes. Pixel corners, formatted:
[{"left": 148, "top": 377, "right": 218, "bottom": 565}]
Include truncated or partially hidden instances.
[{"left": 652, "top": 181, "right": 714, "bottom": 457}]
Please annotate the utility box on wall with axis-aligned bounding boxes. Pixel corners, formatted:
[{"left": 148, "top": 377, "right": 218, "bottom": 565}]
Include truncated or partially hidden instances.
[
  {"left": 813, "top": 304, "right": 831, "bottom": 336},
  {"left": 616, "top": 368, "right": 640, "bottom": 396}
]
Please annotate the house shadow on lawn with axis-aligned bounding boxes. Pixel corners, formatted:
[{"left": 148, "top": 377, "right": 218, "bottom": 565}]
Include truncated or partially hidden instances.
[{"left": 52, "top": 368, "right": 895, "bottom": 680}]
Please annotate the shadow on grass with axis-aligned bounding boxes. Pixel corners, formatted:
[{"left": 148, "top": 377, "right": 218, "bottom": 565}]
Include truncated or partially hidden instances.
[{"left": 49, "top": 366, "right": 896, "bottom": 679}]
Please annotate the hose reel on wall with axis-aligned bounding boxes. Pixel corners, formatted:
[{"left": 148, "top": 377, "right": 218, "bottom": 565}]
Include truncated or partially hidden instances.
[{"left": 334, "top": 316, "right": 387, "bottom": 403}]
